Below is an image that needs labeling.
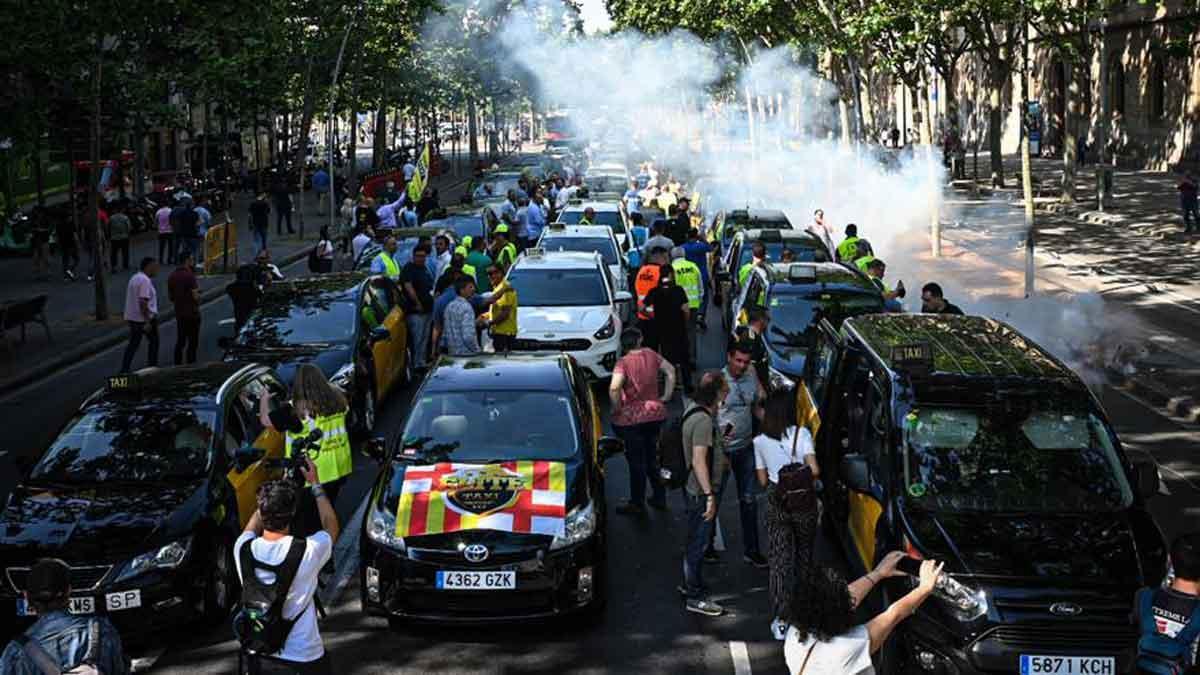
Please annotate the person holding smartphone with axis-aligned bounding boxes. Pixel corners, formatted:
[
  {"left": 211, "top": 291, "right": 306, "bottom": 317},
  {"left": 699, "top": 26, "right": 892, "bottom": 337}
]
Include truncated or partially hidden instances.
[{"left": 783, "top": 552, "right": 944, "bottom": 674}]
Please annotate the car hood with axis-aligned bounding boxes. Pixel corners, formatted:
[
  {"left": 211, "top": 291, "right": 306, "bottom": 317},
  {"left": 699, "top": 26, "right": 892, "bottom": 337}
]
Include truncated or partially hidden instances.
[
  {"left": 0, "top": 481, "right": 205, "bottom": 564},
  {"left": 905, "top": 507, "right": 1144, "bottom": 585},
  {"left": 518, "top": 307, "right": 610, "bottom": 335},
  {"left": 379, "top": 456, "right": 587, "bottom": 552}
]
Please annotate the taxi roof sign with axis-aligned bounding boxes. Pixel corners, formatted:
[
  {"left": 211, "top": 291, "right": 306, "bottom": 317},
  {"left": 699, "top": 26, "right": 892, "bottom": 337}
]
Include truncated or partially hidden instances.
[
  {"left": 889, "top": 343, "right": 935, "bottom": 374},
  {"left": 525, "top": 247, "right": 545, "bottom": 259},
  {"left": 106, "top": 374, "right": 142, "bottom": 396},
  {"left": 788, "top": 264, "right": 817, "bottom": 282}
]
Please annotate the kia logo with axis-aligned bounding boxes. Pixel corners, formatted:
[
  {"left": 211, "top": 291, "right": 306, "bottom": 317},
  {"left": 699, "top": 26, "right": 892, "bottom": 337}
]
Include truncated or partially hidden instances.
[
  {"left": 1049, "top": 602, "right": 1083, "bottom": 617},
  {"left": 463, "top": 544, "right": 489, "bottom": 563}
]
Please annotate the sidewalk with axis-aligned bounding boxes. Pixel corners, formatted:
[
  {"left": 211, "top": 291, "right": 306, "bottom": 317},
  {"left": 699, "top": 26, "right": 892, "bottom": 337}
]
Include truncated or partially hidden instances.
[
  {"left": 0, "top": 147, "right": 499, "bottom": 395},
  {"left": 940, "top": 157, "right": 1200, "bottom": 423}
]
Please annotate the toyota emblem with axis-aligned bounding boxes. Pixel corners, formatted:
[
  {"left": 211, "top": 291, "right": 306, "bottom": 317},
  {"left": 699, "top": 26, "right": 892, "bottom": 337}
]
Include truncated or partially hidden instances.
[
  {"left": 1049, "top": 602, "right": 1083, "bottom": 617},
  {"left": 463, "top": 544, "right": 489, "bottom": 563}
]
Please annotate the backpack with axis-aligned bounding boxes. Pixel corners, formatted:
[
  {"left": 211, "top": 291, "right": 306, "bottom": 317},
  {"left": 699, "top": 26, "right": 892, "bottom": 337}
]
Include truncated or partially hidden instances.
[
  {"left": 1136, "top": 588, "right": 1200, "bottom": 674},
  {"left": 774, "top": 428, "right": 818, "bottom": 516},
  {"left": 657, "top": 407, "right": 707, "bottom": 490},
  {"left": 232, "top": 537, "right": 309, "bottom": 656},
  {"left": 15, "top": 617, "right": 102, "bottom": 674}
]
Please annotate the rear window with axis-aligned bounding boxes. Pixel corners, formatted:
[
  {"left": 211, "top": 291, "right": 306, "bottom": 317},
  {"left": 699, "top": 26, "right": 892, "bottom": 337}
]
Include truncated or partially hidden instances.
[
  {"left": 540, "top": 237, "right": 618, "bottom": 265},
  {"left": 558, "top": 210, "right": 625, "bottom": 234}
]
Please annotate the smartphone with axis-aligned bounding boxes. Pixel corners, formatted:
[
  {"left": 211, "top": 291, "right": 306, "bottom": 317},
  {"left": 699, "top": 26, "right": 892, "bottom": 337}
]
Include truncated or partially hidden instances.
[{"left": 723, "top": 423, "right": 734, "bottom": 437}]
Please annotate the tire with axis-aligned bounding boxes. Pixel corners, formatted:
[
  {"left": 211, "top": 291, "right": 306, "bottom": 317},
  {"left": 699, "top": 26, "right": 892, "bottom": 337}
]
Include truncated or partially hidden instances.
[
  {"left": 357, "top": 378, "right": 377, "bottom": 437},
  {"left": 201, "top": 537, "right": 238, "bottom": 624}
]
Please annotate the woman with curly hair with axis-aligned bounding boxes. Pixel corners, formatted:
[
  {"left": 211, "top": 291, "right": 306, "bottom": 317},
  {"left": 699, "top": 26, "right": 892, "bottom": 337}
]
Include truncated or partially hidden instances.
[{"left": 783, "top": 552, "right": 944, "bottom": 674}]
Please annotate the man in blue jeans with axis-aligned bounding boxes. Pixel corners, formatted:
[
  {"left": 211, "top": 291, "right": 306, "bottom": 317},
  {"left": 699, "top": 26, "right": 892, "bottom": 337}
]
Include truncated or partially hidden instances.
[
  {"left": 679, "top": 371, "right": 729, "bottom": 616},
  {"left": 712, "top": 340, "right": 767, "bottom": 567}
]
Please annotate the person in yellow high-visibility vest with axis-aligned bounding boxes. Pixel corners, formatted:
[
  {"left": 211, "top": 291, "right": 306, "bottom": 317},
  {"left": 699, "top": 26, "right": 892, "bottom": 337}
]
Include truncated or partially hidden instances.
[
  {"left": 370, "top": 236, "right": 401, "bottom": 280},
  {"left": 836, "top": 224, "right": 860, "bottom": 263},
  {"left": 259, "top": 363, "right": 353, "bottom": 538},
  {"left": 671, "top": 247, "right": 703, "bottom": 312}
]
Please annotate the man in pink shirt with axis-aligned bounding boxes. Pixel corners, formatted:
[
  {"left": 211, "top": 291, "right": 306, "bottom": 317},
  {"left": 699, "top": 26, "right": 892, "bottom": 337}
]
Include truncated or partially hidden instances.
[
  {"left": 156, "top": 203, "right": 174, "bottom": 264},
  {"left": 121, "top": 257, "right": 160, "bottom": 373}
]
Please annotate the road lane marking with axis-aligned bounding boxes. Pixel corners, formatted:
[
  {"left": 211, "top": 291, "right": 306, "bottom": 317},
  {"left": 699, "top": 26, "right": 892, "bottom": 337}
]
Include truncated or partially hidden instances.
[
  {"left": 319, "top": 490, "right": 370, "bottom": 609},
  {"left": 730, "top": 641, "right": 752, "bottom": 675}
]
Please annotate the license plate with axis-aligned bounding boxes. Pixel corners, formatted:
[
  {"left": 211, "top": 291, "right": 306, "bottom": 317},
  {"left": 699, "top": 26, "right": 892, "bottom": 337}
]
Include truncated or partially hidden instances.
[
  {"left": 1020, "top": 655, "right": 1115, "bottom": 674},
  {"left": 16, "top": 596, "right": 94, "bottom": 616},
  {"left": 435, "top": 570, "right": 516, "bottom": 590},
  {"left": 105, "top": 589, "right": 141, "bottom": 611}
]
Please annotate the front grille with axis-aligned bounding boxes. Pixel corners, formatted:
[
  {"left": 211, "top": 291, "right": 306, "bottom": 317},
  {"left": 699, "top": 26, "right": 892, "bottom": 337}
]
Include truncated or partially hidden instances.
[
  {"left": 983, "top": 624, "right": 1137, "bottom": 651},
  {"left": 511, "top": 338, "right": 591, "bottom": 352},
  {"left": 7, "top": 565, "right": 112, "bottom": 593},
  {"left": 407, "top": 547, "right": 544, "bottom": 569}
]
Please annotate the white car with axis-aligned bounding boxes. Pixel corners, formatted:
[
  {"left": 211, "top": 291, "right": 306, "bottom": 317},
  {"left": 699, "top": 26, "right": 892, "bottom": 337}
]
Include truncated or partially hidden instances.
[
  {"left": 504, "top": 250, "right": 631, "bottom": 379},
  {"left": 555, "top": 201, "right": 630, "bottom": 251}
]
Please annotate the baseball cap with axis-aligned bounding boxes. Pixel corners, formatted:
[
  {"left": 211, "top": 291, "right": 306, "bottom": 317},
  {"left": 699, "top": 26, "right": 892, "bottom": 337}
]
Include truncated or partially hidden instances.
[
  {"left": 494, "top": 224, "right": 510, "bottom": 235},
  {"left": 455, "top": 246, "right": 468, "bottom": 256},
  {"left": 462, "top": 235, "right": 473, "bottom": 249},
  {"left": 26, "top": 558, "right": 70, "bottom": 602},
  {"left": 670, "top": 246, "right": 685, "bottom": 260}
]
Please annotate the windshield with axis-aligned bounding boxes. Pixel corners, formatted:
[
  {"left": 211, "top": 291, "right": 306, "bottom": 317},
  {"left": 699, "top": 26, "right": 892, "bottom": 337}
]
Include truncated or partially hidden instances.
[
  {"left": 584, "top": 175, "right": 627, "bottom": 194},
  {"left": 238, "top": 298, "right": 357, "bottom": 347},
  {"left": 432, "top": 216, "right": 485, "bottom": 239},
  {"left": 767, "top": 292, "right": 883, "bottom": 346},
  {"left": 401, "top": 390, "right": 579, "bottom": 461},
  {"left": 540, "top": 237, "right": 619, "bottom": 265},
  {"left": 902, "top": 407, "right": 1133, "bottom": 512},
  {"left": 473, "top": 178, "right": 522, "bottom": 200},
  {"left": 739, "top": 241, "right": 821, "bottom": 268},
  {"left": 32, "top": 407, "right": 216, "bottom": 483},
  {"left": 508, "top": 267, "right": 609, "bottom": 307},
  {"left": 558, "top": 209, "right": 625, "bottom": 234}
]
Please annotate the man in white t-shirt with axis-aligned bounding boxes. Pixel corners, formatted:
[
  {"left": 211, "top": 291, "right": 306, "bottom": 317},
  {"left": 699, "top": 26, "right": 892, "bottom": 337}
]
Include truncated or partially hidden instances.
[{"left": 234, "top": 459, "right": 339, "bottom": 674}]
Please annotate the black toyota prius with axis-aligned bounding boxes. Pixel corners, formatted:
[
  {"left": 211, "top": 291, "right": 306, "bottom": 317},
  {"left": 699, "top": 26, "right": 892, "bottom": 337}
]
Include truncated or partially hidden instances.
[{"left": 359, "top": 354, "right": 623, "bottom": 624}]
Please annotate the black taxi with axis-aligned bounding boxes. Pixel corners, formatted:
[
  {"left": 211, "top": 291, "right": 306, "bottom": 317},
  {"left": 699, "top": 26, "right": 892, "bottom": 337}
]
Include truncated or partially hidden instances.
[
  {"left": 807, "top": 314, "right": 1166, "bottom": 674},
  {"left": 360, "top": 354, "right": 622, "bottom": 624},
  {"left": 0, "top": 364, "right": 289, "bottom": 642},
  {"left": 727, "top": 261, "right": 883, "bottom": 384},
  {"left": 220, "top": 273, "right": 410, "bottom": 436}
]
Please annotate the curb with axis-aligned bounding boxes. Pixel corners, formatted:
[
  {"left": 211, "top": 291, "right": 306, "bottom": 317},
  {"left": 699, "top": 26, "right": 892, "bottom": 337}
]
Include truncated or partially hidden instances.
[
  {"left": 0, "top": 247, "right": 310, "bottom": 397},
  {"left": 1107, "top": 367, "right": 1200, "bottom": 425}
]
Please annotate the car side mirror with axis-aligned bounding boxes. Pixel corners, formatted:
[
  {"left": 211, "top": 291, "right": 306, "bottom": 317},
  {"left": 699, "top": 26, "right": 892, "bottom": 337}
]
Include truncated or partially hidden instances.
[
  {"left": 369, "top": 326, "right": 391, "bottom": 343},
  {"left": 614, "top": 291, "right": 633, "bottom": 304},
  {"left": 233, "top": 446, "right": 266, "bottom": 473},
  {"left": 1127, "top": 450, "right": 1161, "bottom": 499},
  {"left": 598, "top": 436, "right": 625, "bottom": 461},
  {"left": 840, "top": 453, "right": 871, "bottom": 493},
  {"left": 364, "top": 436, "right": 388, "bottom": 463},
  {"left": 217, "top": 336, "right": 234, "bottom": 350}
]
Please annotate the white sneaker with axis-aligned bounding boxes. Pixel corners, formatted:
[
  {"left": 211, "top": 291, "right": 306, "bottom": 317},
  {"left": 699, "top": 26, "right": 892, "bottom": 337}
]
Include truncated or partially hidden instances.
[{"left": 771, "top": 618, "right": 788, "bottom": 641}]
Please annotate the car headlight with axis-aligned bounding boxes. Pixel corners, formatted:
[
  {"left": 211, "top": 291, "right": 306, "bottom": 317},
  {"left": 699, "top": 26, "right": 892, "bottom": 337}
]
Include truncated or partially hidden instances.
[
  {"left": 768, "top": 366, "right": 795, "bottom": 391},
  {"left": 593, "top": 317, "right": 616, "bottom": 341},
  {"left": 330, "top": 363, "right": 355, "bottom": 391},
  {"left": 114, "top": 536, "right": 192, "bottom": 582},
  {"left": 911, "top": 572, "right": 988, "bottom": 622},
  {"left": 551, "top": 502, "right": 596, "bottom": 550},
  {"left": 366, "top": 503, "right": 407, "bottom": 552}
]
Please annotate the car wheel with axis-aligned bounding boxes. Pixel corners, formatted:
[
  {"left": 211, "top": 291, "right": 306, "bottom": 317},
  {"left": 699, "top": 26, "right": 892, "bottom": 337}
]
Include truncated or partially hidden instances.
[
  {"left": 359, "top": 379, "right": 377, "bottom": 436},
  {"left": 202, "top": 538, "right": 238, "bottom": 624}
]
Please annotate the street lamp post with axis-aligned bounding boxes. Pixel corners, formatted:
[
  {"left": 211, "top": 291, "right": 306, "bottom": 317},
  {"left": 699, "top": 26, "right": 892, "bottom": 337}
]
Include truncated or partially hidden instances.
[{"left": 1090, "top": 15, "right": 1111, "bottom": 212}]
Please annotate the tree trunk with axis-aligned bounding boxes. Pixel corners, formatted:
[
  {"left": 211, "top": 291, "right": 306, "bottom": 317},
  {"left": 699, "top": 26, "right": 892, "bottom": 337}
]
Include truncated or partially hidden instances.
[
  {"left": 294, "top": 97, "right": 316, "bottom": 239},
  {"left": 490, "top": 97, "right": 500, "bottom": 159},
  {"left": 33, "top": 135, "right": 45, "bottom": 206},
  {"left": 90, "top": 56, "right": 108, "bottom": 320},
  {"left": 280, "top": 110, "right": 291, "bottom": 169},
  {"left": 201, "top": 101, "right": 211, "bottom": 177},
  {"left": 373, "top": 98, "right": 388, "bottom": 166},
  {"left": 988, "top": 58, "right": 1006, "bottom": 187},
  {"left": 253, "top": 112, "right": 263, "bottom": 191},
  {"left": 1062, "top": 56, "right": 1081, "bottom": 202},
  {"left": 267, "top": 109, "right": 276, "bottom": 169},
  {"left": 468, "top": 97, "right": 479, "bottom": 167},
  {"left": 348, "top": 108, "right": 359, "bottom": 195}
]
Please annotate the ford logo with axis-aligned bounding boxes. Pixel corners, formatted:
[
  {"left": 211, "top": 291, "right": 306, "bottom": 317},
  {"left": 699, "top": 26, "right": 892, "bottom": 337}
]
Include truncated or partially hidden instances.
[
  {"left": 1049, "top": 602, "right": 1083, "bottom": 617},
  {"left": 463, "top": 544, "right": 489, "bottom": 563}
]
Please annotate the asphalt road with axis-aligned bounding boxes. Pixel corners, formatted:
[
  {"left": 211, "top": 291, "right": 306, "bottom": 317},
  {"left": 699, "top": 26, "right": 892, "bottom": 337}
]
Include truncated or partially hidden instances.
[{"left": 2, "top": 259, "right": 1198, "bottom": 674}]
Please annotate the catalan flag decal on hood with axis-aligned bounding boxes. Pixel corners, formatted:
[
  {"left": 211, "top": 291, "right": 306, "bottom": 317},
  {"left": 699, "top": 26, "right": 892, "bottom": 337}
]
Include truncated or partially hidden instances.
[{"left": 395, "top": 461, "right": 567, "bottom": 538}]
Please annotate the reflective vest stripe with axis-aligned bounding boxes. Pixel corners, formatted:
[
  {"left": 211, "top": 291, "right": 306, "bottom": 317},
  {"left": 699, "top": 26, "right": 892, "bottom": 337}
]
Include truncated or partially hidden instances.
[
  {"left": 377, "top": 252, "right": 400, "bottom": 278},
  {"left": 286, "top": 412, "right": 353, "bottom": 484}
]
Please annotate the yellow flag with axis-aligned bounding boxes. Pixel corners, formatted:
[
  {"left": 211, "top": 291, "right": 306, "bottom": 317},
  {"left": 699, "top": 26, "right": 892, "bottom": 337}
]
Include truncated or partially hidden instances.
[{"left": 407, "top": 142, "right": 431, "bottom": 203}]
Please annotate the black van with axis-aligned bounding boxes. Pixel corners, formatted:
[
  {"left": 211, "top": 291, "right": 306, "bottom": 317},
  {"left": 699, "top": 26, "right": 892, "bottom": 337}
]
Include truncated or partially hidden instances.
[{"left": 808, "top": 314, "right": 1167, "bottom": 674}]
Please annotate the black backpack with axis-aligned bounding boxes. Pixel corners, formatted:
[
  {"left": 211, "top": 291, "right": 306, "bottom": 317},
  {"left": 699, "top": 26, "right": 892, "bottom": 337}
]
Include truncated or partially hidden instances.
[
  {"left": 232, "top": 537, "right": 308, "bottom": 656},
  {"left": 657, "top": 407, "right": 707, "bottom": 490}
]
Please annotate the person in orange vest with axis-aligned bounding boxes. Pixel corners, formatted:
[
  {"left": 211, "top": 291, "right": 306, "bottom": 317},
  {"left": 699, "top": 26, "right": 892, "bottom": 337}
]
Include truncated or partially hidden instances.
[{"left": 635, "top": 247, "right": 671, "bottom": 350}]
